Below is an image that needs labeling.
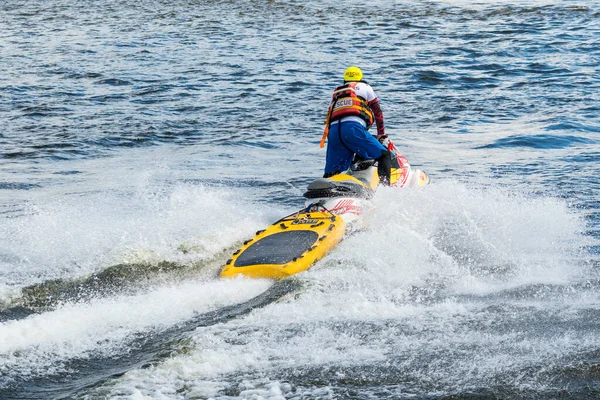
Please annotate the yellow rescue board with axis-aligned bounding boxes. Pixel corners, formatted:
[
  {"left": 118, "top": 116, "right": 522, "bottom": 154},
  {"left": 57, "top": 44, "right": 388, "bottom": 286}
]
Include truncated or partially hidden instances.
[{"left": 220, "top": 211, "right": 346, "bottom": 279}]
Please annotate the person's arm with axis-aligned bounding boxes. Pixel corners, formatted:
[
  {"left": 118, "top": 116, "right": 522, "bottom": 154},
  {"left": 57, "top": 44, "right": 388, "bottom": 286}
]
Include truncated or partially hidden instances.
[{"left": 369, "top": 98, "right": 386, "bottom": 141}]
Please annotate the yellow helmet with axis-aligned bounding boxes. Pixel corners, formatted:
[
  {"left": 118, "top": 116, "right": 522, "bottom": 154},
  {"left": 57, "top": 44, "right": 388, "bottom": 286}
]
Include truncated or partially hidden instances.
[{"left": 343, "top": 66, "right": 363, "bottom": 82}]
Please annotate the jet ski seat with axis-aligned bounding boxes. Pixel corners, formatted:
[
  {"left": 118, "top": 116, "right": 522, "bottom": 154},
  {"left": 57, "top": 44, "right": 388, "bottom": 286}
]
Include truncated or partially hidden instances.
[
  {"left": 349, "top": 159, "right": 377, "bottom": 186},
  {"left": 303, "top": 176, "right": 374, "bottom": 199}
]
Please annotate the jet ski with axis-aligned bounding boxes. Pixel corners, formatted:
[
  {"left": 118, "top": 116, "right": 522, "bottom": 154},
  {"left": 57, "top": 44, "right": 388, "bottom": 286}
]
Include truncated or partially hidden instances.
[{"left": 220, "top": 141, "right": 429, "bottom": 279}]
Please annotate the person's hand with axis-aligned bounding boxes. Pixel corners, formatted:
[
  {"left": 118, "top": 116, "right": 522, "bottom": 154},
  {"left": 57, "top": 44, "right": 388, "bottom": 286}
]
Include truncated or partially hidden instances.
[{"left": 377, "top": 134, "right": 388, "bottom": 143}]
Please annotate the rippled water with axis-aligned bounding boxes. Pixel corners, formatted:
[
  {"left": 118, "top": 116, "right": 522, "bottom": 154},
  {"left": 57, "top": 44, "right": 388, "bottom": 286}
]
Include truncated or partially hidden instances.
[{"left": 1, "top": 0, "right": 599, "bottom": 399}]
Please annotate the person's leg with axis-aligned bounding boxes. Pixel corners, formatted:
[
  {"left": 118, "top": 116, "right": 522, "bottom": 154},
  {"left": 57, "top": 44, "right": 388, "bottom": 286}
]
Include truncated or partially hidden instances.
[
  {"left": 324, "top": 123, "right": 355, "bottom": 177},
  {"left": 339, "top": 122, "right": 391, "bottom": 185},
  {"left": 340, "top": 122, "right": 387, "bottom": 158}
]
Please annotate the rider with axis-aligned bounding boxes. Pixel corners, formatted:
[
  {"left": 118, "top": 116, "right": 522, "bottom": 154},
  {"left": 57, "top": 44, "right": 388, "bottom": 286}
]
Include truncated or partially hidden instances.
[{"left": 320, "top": 66, "right": 391, "bottom": 185}]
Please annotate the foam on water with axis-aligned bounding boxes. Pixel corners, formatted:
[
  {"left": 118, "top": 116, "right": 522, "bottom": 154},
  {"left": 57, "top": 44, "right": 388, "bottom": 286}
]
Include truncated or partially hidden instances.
[
  {"left": 0, "top": 150, "right": 280, "bottom": 295},
  {"left": 0, "top": 278, "right": 272, "bottom": 385},
  {"left": 93, "top": 181, "right": 596, "bottom": 398}
]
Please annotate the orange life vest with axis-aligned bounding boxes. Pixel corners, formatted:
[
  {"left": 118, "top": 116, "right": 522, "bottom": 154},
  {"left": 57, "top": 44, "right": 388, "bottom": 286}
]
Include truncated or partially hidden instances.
[
  {"left": 328, "top": 82, "right": 374, "bottom": 127},
  {"left": 320, "top": 82, "right": 374, "bottom": 148}
]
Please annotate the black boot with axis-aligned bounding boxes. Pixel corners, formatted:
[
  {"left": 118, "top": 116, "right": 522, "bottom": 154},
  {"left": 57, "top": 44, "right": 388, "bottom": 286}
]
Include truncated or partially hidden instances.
[{"left": 376, "top": 150, "right": 392, "bottom": 186}]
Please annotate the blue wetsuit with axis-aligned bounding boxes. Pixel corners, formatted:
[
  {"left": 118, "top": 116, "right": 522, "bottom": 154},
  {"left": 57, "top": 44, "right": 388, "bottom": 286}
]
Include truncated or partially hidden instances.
[{"left": 324, "top": 120, "right": 387, "bottom": 175}]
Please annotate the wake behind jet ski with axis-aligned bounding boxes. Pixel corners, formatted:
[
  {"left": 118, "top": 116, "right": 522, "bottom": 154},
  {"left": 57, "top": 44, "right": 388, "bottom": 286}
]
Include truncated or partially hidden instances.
[{"left": 220, "top": 141, "right": 429, "bottom": 279}]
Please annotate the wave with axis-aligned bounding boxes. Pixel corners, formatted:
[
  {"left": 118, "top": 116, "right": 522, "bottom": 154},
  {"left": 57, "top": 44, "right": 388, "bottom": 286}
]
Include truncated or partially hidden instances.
[
  {"left": 0, "top": 253, "right": 234, "bottom": 320},
  {"left": 76, "top": 180, "right": 599, "bottom": 399},
  {"left": 0, "top": 278, "right": 300, "bottom": 400},
  {"left": 476, "top": 133, "right": 595, "bottom": 149}
]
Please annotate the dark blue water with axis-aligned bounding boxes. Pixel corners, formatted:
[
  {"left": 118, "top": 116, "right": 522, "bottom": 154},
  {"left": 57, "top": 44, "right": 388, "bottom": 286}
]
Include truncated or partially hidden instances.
[{"left": 1, "top": 1, "right": 599, "bottom": 399}]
